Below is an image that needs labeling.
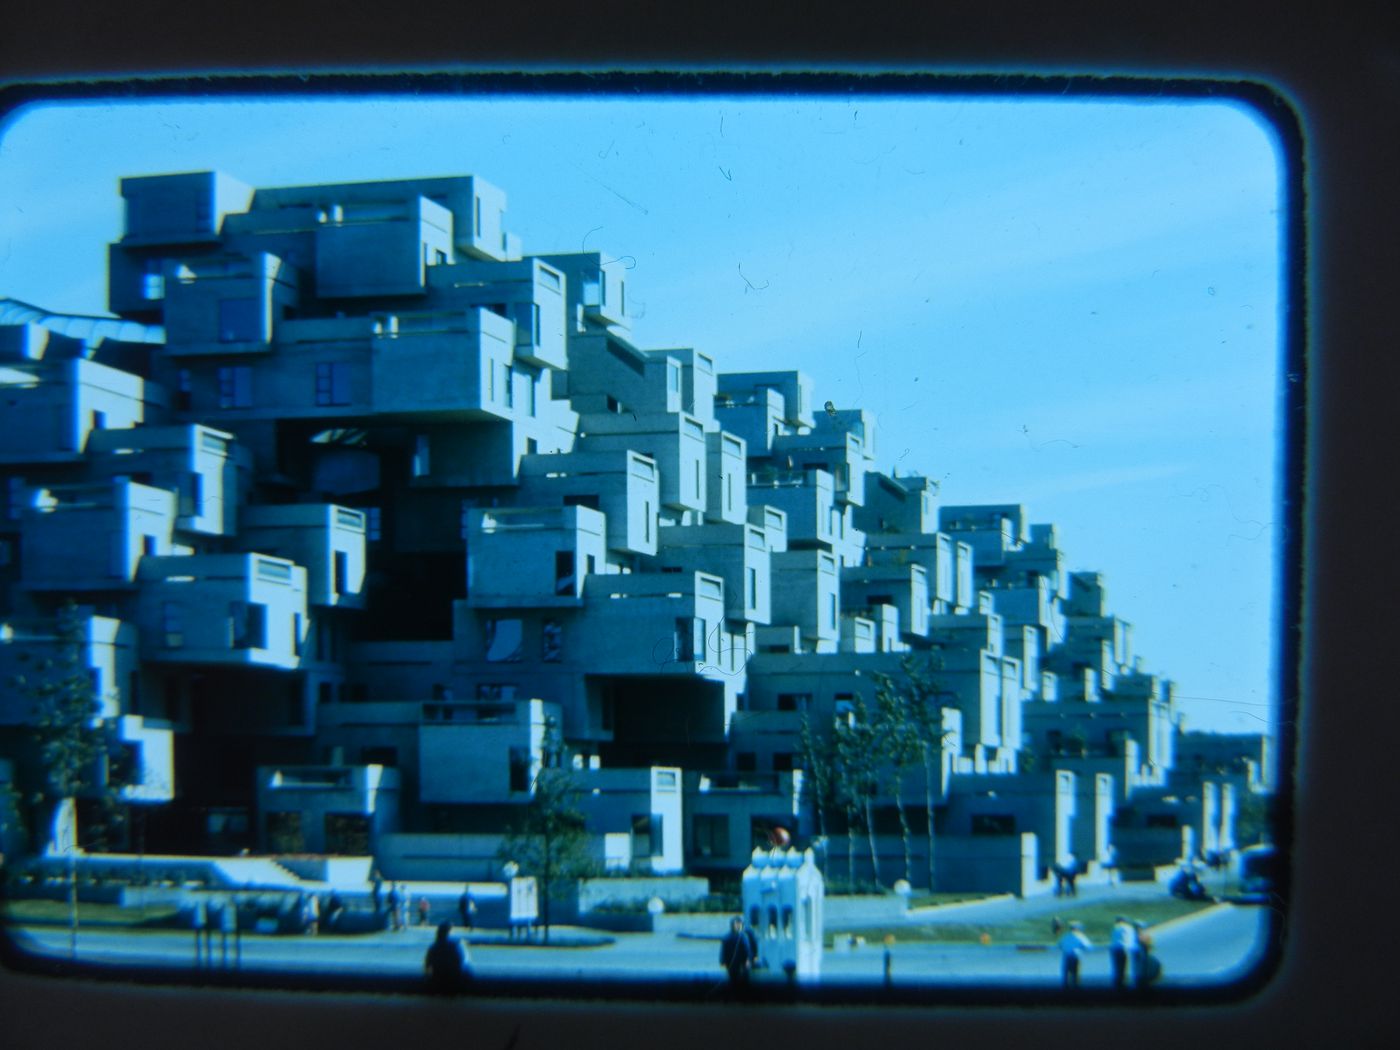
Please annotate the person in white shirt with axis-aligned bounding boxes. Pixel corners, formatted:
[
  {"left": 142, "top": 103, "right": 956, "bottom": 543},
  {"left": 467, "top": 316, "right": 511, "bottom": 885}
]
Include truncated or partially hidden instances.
[
  {"left": 1109, "top": 916, "right": 1138, "bottom": 988},
  {"left": 1058, "top": 920, "right": 1092, "bottom": 987}
]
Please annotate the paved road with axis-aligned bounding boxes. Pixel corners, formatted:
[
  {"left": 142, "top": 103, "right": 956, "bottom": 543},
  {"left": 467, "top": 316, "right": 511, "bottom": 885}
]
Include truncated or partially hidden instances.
[{"left": 6, "top": 895, "right": 1273, "bottom": 990}]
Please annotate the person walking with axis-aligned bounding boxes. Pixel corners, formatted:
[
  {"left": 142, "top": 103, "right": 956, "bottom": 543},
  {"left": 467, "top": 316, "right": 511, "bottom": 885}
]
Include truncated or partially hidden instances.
[
  {"left": 1133, "top": 922, "right": 1161, "bottom": 988},
  {"left": 1104, "top": 844, "right": 1120, "bottom": 886},
  {"left": 1064, "top": 853, "right": 1080, "bottom": 897},
  {"left": 1057, "top": 920, "right": 1092, "bottom": 988},
  {"left": 1109, "top": 916, "right": 1138, "bottom": 989},
  {"left": 459, "top": 886, "right": 477, "bottom": 931},
  {"left": 719, "top": 916, "right": 755, "bottom": 991},
  {"left": 370, "top": 869, "right": 384, "bottom": 916},
  {"left": 423, "top": 921, "right": 471, "bottom": 995},
  {"left": 387, "top": 883, "right": 402, "bottom": 932}
]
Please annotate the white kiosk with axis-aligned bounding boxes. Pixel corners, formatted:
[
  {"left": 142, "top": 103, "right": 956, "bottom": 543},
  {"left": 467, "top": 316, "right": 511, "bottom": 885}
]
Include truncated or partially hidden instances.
[{"left": 740, "top": 847, "right": 824, "bottom": 983}]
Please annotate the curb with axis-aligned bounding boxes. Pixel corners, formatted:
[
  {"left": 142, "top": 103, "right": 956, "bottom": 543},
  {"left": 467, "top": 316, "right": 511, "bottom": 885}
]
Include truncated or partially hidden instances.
[
  {"left": 1146, "top": 901, "right": 1232, "bottom": 936},
  {"left": 905, "top": 893, "right": 1016, "bottom": 918}
]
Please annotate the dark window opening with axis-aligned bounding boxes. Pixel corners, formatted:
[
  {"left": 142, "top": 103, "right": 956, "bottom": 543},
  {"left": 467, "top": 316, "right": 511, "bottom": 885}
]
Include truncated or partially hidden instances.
[{"left": 971, "top": 813, "right": 1017, "bottom": 836}]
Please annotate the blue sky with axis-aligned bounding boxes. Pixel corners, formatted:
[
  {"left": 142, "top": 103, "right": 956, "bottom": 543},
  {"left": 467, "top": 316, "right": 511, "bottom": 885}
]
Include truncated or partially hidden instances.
[{"left": 0, "top": 93, "right": 1286, "bottom": 735}]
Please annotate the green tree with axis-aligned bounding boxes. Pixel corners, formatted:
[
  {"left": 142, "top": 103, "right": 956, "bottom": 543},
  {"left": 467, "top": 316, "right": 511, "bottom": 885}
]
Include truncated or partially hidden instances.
[
  {"left": 890, "top": 655, "right": 952, "bottom": 892},
  {"left": 11, "top": 601, "right": 121, "bottom": 957},
  {"left": 835, "top": 698, "right": 883, "bottom": 889},
  {"left": 497, "top": 720, "right": 593, "bottom": 944},
  {"left": 797, "top": 712, "right": 834, "bottom": 845},
  {"left": 872, "top": 670, "right": 922, "bottom": 886}
]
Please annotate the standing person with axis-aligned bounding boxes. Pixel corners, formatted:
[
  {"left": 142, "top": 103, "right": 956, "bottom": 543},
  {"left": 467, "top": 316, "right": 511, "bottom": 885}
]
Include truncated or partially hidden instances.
[
  {"left": 1104, "top": 844, "right": 1120, "bottom": 886},
  {"left": 719, "top": 916, "right": 755, "bottom": 990},
  {"left": 1064, "top": 853, "right": 1080, "bottom": 897},
  {"left": 1133, "top": 922, "right": 1160, "bottom": 988},
  {"left": 458, "top": 886, "right": 476, "bottom": 931},
  {"left": 370, "top": 869, "right": 384, "bottom": 916},
  {"left": 1109, "top": 916, "right": 1138, "bottom": 989},
  {"left": 326, "top": 890, "right": 344, "bottom": 931},
  {"left": 417, "top": 895, "right": 431, "bottom": 928},
  {"left": 387, "top": 883, "right": 401, "bottom": 932},
  {"left": 423, "top": 921, "right": 471, "bottom": 995},
  {"left": 1057, "top": 920, "right": 1092, "bottom": 988},
  {"left": 302, "top": 893, "right": 319, "bottom": 936}
]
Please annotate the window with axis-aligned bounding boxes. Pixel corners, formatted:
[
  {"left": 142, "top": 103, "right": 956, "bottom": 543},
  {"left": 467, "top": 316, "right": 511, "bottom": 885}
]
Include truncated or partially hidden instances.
[
  {"left": 412, "top": 434, "right": 431, "bottom": 478},
  {"left": 217, "top": 366, "right": 252, "bottom": 409},
  {"left": 674, "top": 618, "right": 695, "bottom": 662},
  {"left": 828, "top": 593, "right": 837, "bottom": 629},
  {"left": 176, "top": 369, "right": 193, "bottom": 411},
  {"left": 726, "top": 473, "right": 733, "bottom": 511},
  {"left": 694, "top": 462, "right": 702, "bottom": 500},
  {"left": 365, "top": 507, "right": 382, "bottom": 542},
  {"left": 142, "top": 259, "right": 164, "bottom": 300},
  {"left": 693, "top": 814, "right": 730, "bottom": 859},
  {"left": 475, "top": 683, "right": 519, "bottom": 700},
  {"left": 527, "top": 374, "right": 537, "bottom": 416},
  {"left": 643, "top": 500, "right": 652, "bottom": 543},
  {"left": 868, "top": 593, "right": 894, "bottom": 607},
  {"left": 554, "top": 551, "right": 575, "bottom": 596},
  {"left": 542, "top": 619, "right": 563, "bottom": 661},
  {"left": 161, "top": 602, "right": 183, "bottom": 648},
  {"left": 90, "top": 409, "right": 106, "bottom": 432},
  {"left": 315, "top": 362, "right": 351, "bottom": 406},
  {"left": 971, "top": 813, "right": 1017, "bottom": 836},
  {"left": 218, "top": 297, "right": 262, "bottom": 342},
  {"left": 292, "top": 613, "right": 303, "bottom": 656},
  {"left": 509, "top": 748, "right": 531, "bottom": 793},
  {"left": 484, "top": 618, "right": 523, "bottom": 662},
  {"left": 231, "top": 601, "right": 267, "bottom": 649},
  {"left": 333, "top": 551, "right": 348, "bottom": 595},
  {"left": 736, "top": 752, "right": 757, "bottom": 773},
  {"left": 360, "top": 746, "right": 397, "bottom": 766},
  {"left": 473, "top": 195, "right": 481, "bottom": 236},
  {"left": 286, "top": 693, "right": 304, "bottom": 727},
  {"left": 488, "top": 359, "right": 495, "bottom": 401},
  {"left": 503, "top": 366, "right": 514, "bottom": 408},
  {"left": 318, "top": 682, "right": 333, "bottom": 704},
  {"left": 324, "top": 813, "right": 369, "bottom": 855},
  {"left": 563, "top": 493, "right": 600, "bottom": 511},
  {"left": 772, "top": 753, "right": 794, "bottom": 772},
  {"left": 747, "top": 567, "right": 758, "bottom": 610},
  {"left": 142, "top": 534, "right": 157, "bottom": 556},
  {"left": 631, "top": 813, "right": 661, "bottom": 857},
  {"left": 776, "top": 693, "right": 811, "bottom": 713}
]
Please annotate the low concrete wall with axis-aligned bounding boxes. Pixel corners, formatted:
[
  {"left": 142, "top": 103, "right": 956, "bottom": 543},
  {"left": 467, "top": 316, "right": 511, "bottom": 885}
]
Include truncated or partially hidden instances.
[
  {"left": 375, "top": 833, "right": 505, "bottom": 881},
  {"left": 576, "top": 876, "right": 709, "bottom": 912},
  {"left": 931, "top": 833, "right": 1037, "bottom": 896},
  {"left": 823, "top": 894, "right": 907, "bottom": 926},
  {"left": 275, "top": 856, "right": 373, "bottom": 885}
]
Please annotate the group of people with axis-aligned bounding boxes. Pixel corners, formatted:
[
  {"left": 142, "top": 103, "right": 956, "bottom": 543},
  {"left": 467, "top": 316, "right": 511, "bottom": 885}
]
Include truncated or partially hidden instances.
[
  {"left": 1056, "top": 915, "right": 1161, "bottom": 989},
  {"left": 298, "top": 890, "right": 345, "bottom": 935}
]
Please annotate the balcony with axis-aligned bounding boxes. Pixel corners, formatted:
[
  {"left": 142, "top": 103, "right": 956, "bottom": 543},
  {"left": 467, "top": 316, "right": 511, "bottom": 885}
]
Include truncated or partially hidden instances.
[
  {"left": 136, "top": 553, "right": 308, "bottom": 669},
  {"left": 465, "top": 504, "right": 606, "bottom": 608},
  {"left": 368, "top": 307, "right": 517, "bottom": 420}
]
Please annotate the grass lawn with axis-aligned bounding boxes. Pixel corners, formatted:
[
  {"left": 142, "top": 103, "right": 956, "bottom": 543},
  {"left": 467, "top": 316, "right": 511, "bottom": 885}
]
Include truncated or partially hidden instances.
[
  {"left": 906, "top": 891, "right": 1000, "bottom": 910},
  {"left": 826, "top": 896, "right": 1217, "bottom": 948},
  {"left": 0, "top": 899, "right": 181, "bottom": 929}
]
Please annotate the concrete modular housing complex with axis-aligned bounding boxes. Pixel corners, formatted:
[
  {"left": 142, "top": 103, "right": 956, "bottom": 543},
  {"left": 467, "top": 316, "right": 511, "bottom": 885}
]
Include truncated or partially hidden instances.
[{"left": 0, "top": 171, "right": 1275, "bottom": 894}]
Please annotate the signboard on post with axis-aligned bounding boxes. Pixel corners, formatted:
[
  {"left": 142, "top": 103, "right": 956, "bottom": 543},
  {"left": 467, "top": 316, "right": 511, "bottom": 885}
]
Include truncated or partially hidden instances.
[{"left": 509, "top": 875, "right": 538, "bottom": 939}]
